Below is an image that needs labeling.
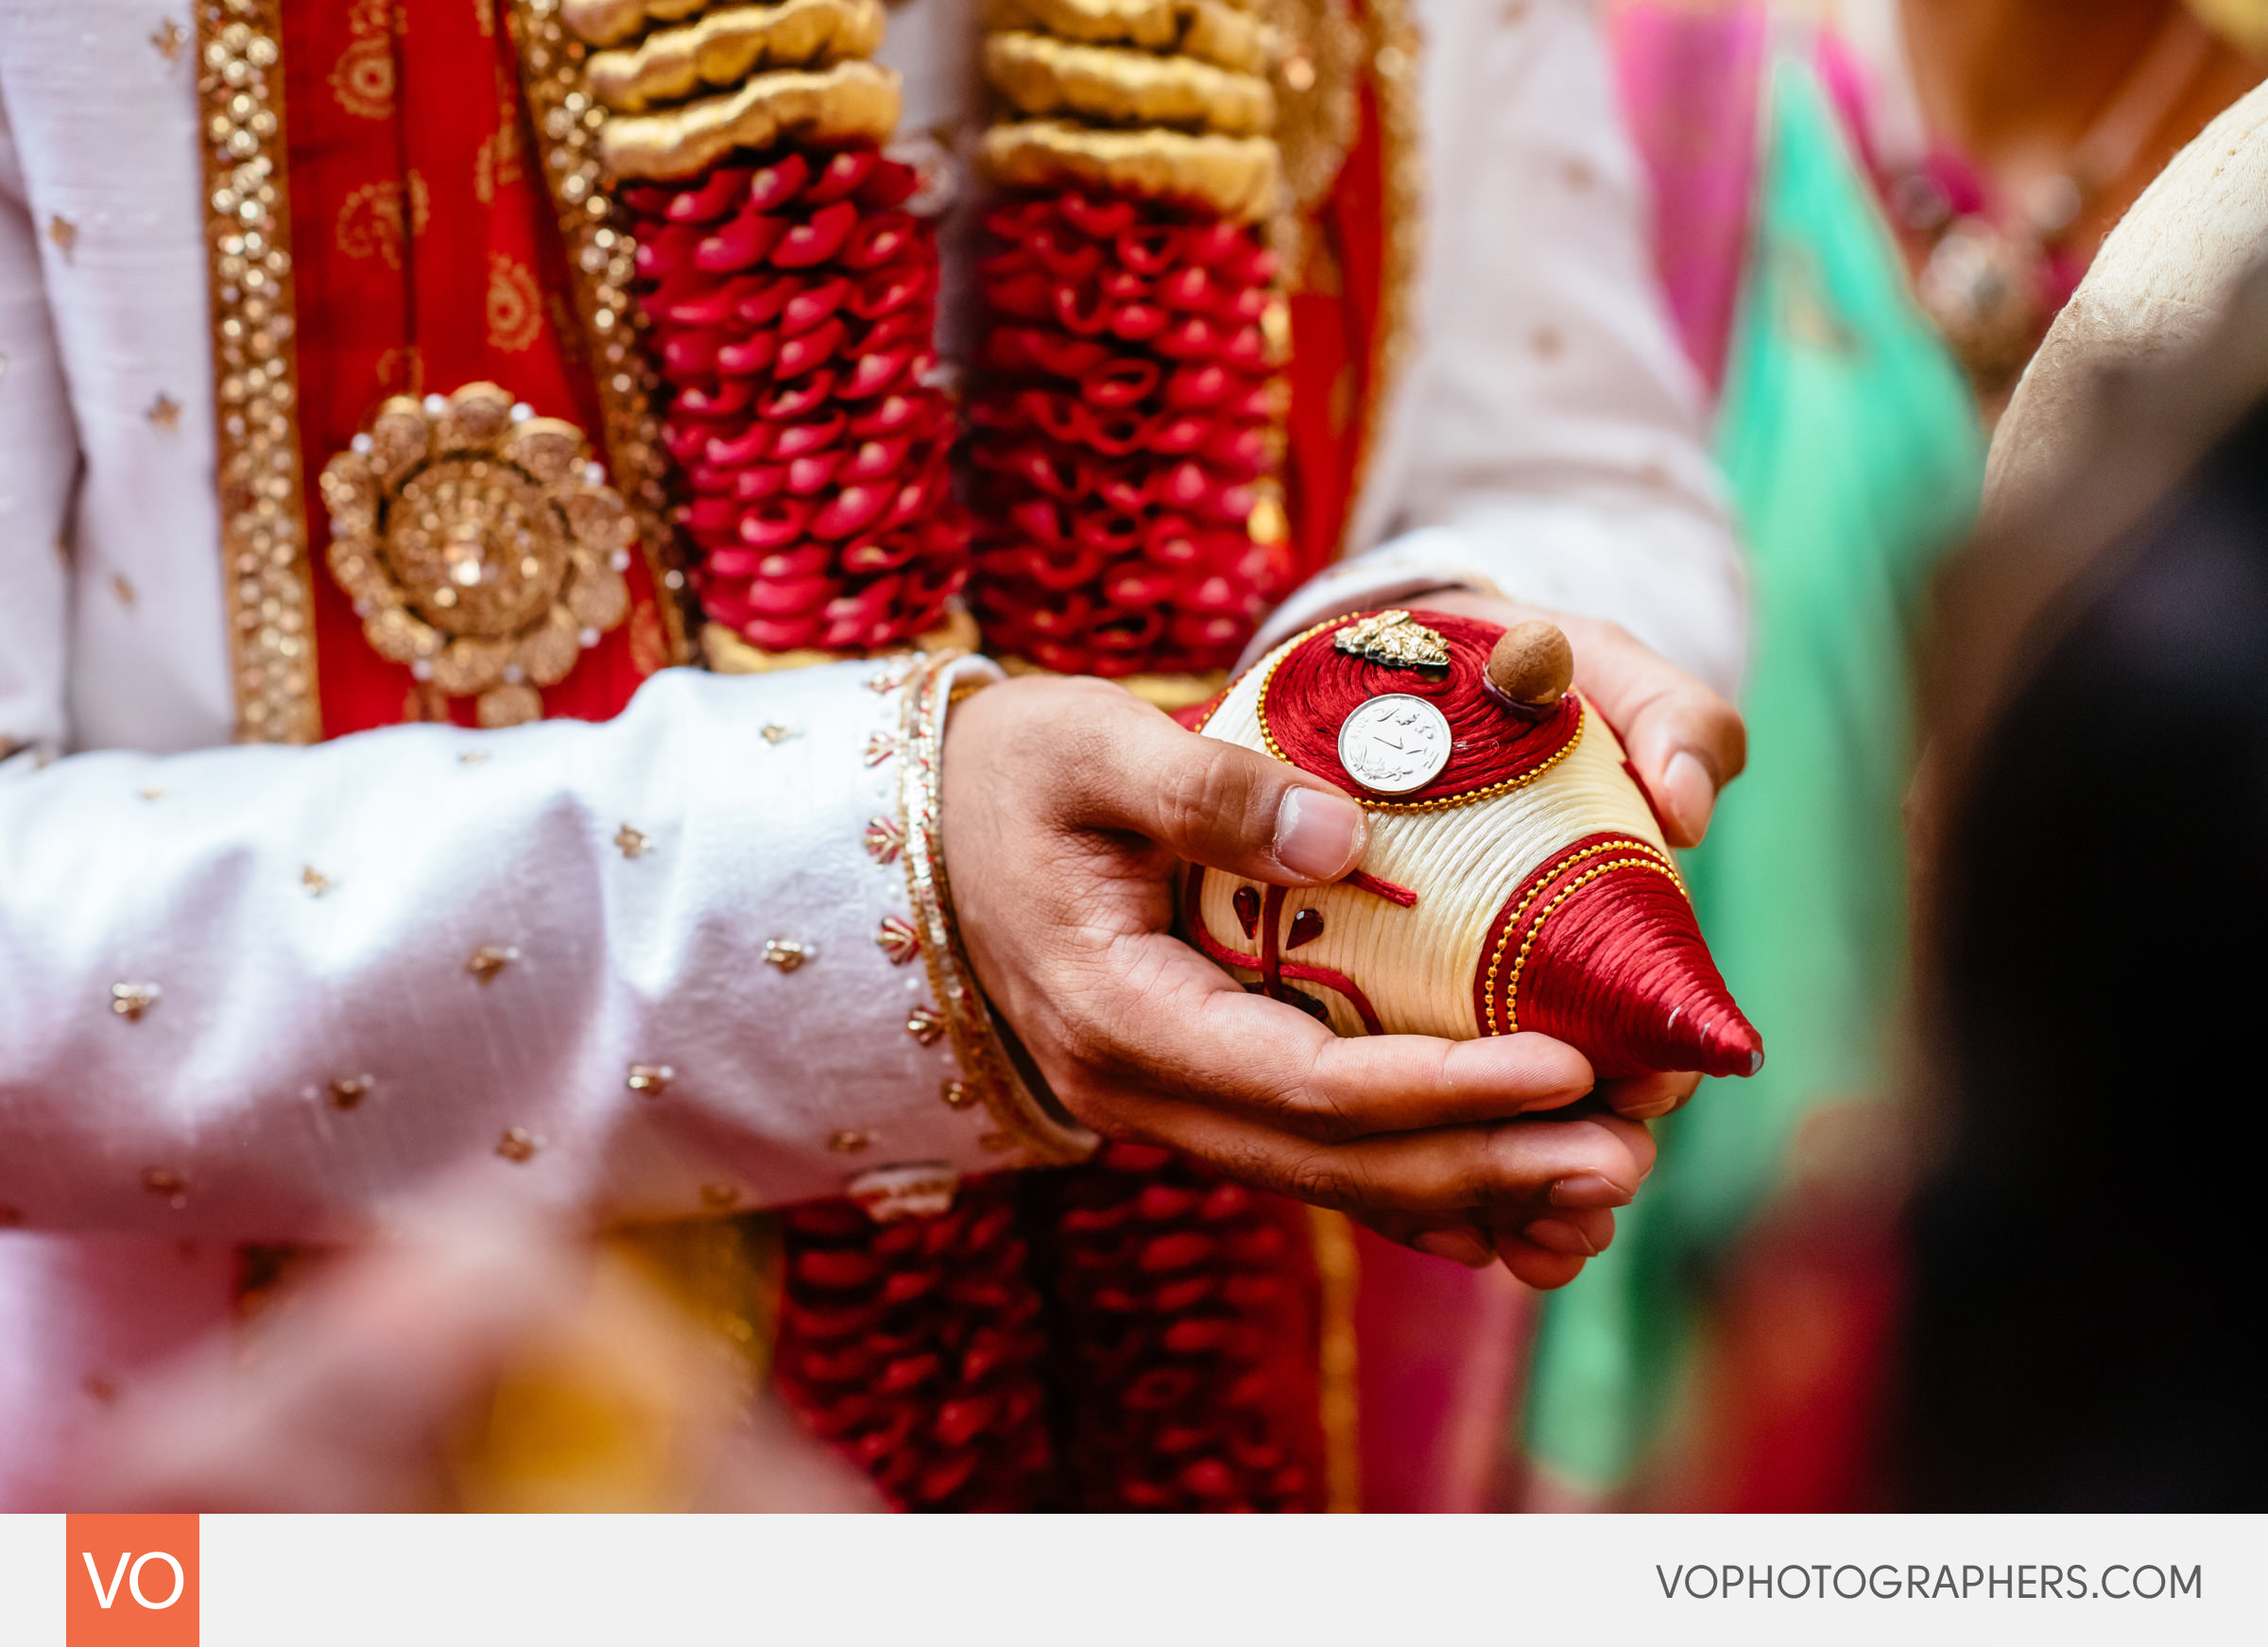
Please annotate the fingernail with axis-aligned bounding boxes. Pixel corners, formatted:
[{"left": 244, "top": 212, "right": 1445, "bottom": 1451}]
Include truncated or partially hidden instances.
[
  {"left": 1621, "top": 1092, "right": 1683, "bottom": 1121},
  {"left": 1549, "top": 1174, "right": 1631, "bottom": 1210},
  {"left": 1662, "top": 750, "right": 1716, "bottom": 842},
  {"left": 1521, "top": 1217, "right": 1599, "bottom": 1257},
  {"left": 1414, "top": 1228, "right": 1495, "bottom": 1269},
  {"left": 1275, "top": 788, "right": 1365, "bottom": 881}
]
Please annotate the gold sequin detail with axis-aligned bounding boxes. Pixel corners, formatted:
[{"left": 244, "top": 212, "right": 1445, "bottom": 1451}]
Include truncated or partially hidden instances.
[
  {"left": 626, "top": 1061, "right": 675, "bottom": 1094},
  {"left": 896, "top": 651, "right": 1096, "bottom": 1164},
  {"left": 863, "top": 815, "right": 905, "bottom": 864},
  {"left": 829, "top": 1127, "right": 872, "bottom": 1154},
  {"left": 848, "top": 1163, "right": 961, "bottom": 1223},
  {"left": 198, "top": 0, "right": 323, "bottom": 745},
  {"left": 147, "top": 393, "right": 184, "bottom": 432},
  {"left": 467, "top": 943, "right": 520, "bottom": 983},
  {"left": 142, "top": 1167, "right": 187, "bottom": 1196},
  {"left": 507, "top": 0, "right": 692, "bottom": 661},
  {"left": 153, "top": 18, "right": 187, "bottom": 60},
  {"left": 876, "top": 913, "right": 921, "bottom": 965},
  {"left": 320, "top": 383, "right": 635, "bottom": 727},
  {"left": 111, "top": 982, "right": 163, "bottom": 1021},
  {"left": 46, "top": 215, "right": 77, "bottom": 261},
  {"left": 760, "top": 722, "right": 797, "bottom": 745},
  {"left": 862, "top": 729, "right": 896, "bottom": 766},
  {"left": 111, "top": 574, "right": 137, "bottom": 609},
  {"left": 301, "top": 865, "right": 332, "bottom": 896},
  {"left": 613, "top": 822, "right": 651, "bottom": 857},
  {"left": 764, "top": 936, "right": 813, "bottom": 971},
  {"left": 496, "top": 1125, "right": 541, "bottom": 1161},
  {"left": 140, "top": 785, "right": 165, "bottom": 801},
  {"left": 328, "top": 1073, "right": 373, "bottom": 1109},
  {"left": 699, "top": 1181, "right": 741, "bottom": 1209}
]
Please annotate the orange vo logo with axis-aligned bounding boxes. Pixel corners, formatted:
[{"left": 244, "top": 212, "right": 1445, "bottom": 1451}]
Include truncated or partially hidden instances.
[{"left": 66, "top": 1516, "right": 198, "bottom": 1646}]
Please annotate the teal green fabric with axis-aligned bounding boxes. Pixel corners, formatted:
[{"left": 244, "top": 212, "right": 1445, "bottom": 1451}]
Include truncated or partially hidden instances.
[{"left": 1521, "top": 51, "right": 1984, "bottom": 1495}]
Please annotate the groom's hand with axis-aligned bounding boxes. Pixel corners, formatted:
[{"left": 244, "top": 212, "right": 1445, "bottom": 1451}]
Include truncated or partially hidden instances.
[{"left": 942, "top": 673, "right": 1657, "bottom": 1288}]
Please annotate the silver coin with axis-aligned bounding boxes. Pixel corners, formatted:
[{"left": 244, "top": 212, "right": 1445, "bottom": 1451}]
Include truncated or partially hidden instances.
[{"left": 1337, "top": 693, "right": 1452, "bottom": 795}]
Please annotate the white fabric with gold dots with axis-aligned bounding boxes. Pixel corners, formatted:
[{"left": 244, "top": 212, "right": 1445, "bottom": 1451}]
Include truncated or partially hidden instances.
[{"left": 0, "top": 0, "right": 1743, "bottom": 1504}]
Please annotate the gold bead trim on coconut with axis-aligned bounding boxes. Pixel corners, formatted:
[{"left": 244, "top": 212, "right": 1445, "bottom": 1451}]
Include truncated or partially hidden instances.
[{"left": 320, "top": 382, "right": 635, "bottom": 728}]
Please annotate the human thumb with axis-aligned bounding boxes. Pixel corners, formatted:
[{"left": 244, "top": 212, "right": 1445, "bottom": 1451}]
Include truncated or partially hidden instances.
[{"left": 1098, "top": 705, "right": 1369, "bottom": 885}]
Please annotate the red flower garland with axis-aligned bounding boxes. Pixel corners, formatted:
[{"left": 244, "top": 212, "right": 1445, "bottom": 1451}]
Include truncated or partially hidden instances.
[
  {"left": 771, "top": 1152, "right": 1332, "bottom": 1511},
  {"left": 772, "top": 1180, "right": 1057, "bottom": 1511},
  {"left": 623, "top": 143, "right": 971, "bottom": 655},
  {"left": 968, "top": 188, "right": 1294, "bottom": 678},
  {"left": 1034, "top": 1142, "right": 1330, "bottom": 1511}
]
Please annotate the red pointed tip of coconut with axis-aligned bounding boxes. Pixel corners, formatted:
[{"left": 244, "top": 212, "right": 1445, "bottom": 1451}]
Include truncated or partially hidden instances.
[
  {"left": 1475, "top": 835, "right": 1763, "bottom": 1080},
  {"left": 1676, "top": 1009, "right": 1766, "bottom": 1082}
]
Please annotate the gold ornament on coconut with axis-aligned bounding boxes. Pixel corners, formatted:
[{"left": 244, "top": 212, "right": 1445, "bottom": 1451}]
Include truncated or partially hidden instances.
[{"left": 321, "top": 382, "right": 635, "bottom": 727}]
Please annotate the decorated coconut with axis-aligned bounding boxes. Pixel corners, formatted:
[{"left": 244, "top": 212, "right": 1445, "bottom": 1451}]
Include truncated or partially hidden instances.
[{"left": 1182, "top": 609, "right": 1762, "bottom": 1078}]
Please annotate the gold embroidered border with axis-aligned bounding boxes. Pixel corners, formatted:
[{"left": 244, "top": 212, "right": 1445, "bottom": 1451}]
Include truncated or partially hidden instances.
[
  {"left": 898, "top": 650, "right": 1098, "bottom": 1167},
  {"left": 1343, "top": 0, "right": 1421, "bottom": 554},
  {"left": 508, "top": 0, "right": 693, "bottom": 667},
  {"left": 198, "top": 0, "right": 322, "bottom": 744}
]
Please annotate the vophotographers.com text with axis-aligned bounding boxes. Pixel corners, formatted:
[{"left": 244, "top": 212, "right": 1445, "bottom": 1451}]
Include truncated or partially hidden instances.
[{"left": 1657, "top": 1563, "right": 2203, "bottom": 1602}]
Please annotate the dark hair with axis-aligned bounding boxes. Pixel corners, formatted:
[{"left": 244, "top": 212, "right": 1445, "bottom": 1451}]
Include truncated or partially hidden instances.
[{"left": 1898, "top": 272, "right": 2268, "bottom": 1509}]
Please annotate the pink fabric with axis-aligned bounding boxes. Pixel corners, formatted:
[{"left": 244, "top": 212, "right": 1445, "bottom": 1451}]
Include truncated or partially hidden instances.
[
  {"left": 1607, "top": 1, "right": 1769, "bottom": 401},
  {"left": 0, "top": 1234, "right": 237, "bottom": 1507},
  {"left": 1353, "top": 1227, "right": 1536, "bottom": 1511}
]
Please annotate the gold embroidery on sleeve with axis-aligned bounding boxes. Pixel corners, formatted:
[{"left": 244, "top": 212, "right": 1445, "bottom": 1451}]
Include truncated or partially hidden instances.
[{"left": 198, "top": 0, "right": 323, "bottom": 744}]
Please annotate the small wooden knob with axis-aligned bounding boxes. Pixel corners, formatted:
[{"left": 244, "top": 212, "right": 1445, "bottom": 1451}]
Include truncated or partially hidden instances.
[{"left": 1486, "top": 621, "right": 1573, "bottom": 706}]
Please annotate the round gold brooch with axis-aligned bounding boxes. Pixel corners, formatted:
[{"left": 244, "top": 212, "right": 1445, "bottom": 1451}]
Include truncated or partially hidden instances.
[{"left": 320, "top": 382, "right": 634, "bottom": 727}]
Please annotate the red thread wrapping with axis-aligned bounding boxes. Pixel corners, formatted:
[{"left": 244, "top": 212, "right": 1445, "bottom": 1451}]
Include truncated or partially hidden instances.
[
  {"left": 967, "top": 189, "right": 1294, "bottom": 677},
  {"left": 1180, "top": 868, "right": 1387, "bottom": 1034},
  {"left": 1474, "top": 832, "right": 1763, "bottom": 1078},
  {"left": 1261, "top": 610, "right": 1583, "bottom": 804},
  {"left": 622, "top": 144, "right": 970, "bottom": 654},
  {"left": 772, "top": 1181, "right": 1057, "bottom": 1511}
]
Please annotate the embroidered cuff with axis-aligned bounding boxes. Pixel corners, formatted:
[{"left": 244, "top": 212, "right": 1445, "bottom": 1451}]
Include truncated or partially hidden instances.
[{"left": 895, "top": 647, "right": 1097, "bottom": 1172}]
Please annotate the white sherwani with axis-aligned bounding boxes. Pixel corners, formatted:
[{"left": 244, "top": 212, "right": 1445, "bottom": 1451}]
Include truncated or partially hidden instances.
[{"left": 0, "top": 0, "right": 1741, "bottom": 1501}]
